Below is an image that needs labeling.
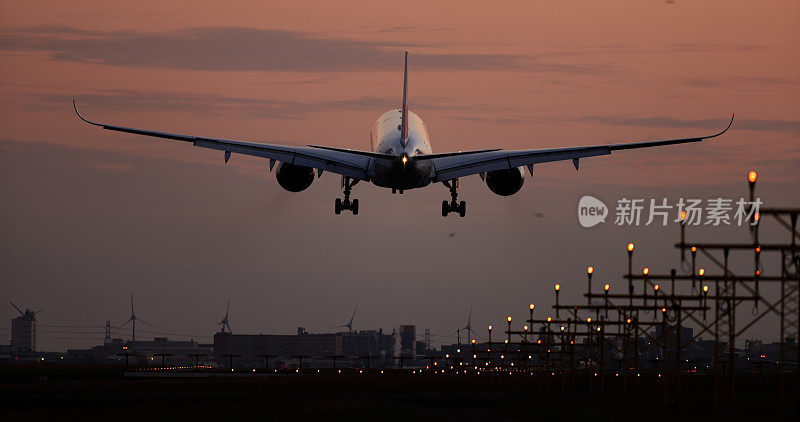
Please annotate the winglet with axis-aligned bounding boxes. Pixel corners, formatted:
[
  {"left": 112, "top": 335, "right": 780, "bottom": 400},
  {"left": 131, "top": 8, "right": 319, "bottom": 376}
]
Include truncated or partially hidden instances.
[
  {"left": 400, "top": 51, "right": 409, "bottom": 145},
  {"left": 706, "top": 113, "right": 734, "bottom": 139},
  {"left": 73, "top": 99, "right": 101, "bottom": 126}
]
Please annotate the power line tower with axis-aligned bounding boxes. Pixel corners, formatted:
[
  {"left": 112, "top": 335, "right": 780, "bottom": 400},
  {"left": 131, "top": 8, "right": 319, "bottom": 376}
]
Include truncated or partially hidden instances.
[{"left": 424, "top": 328, "right": 431, "bottom": 351}]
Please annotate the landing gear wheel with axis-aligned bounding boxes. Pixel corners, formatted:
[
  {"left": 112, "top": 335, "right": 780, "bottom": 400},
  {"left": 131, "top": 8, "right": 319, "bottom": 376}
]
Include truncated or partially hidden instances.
[
  {"left": 441, "top": 179, "right": 467, "bottom": 217},
  {"left": 335, "top": 176, "right": 360, "bottom": 215}
]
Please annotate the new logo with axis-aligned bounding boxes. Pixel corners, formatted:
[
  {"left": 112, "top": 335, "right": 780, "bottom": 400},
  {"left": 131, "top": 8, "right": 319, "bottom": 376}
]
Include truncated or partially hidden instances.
[{"left": 578, "top": 195, "right": 608, "bottom": 228}]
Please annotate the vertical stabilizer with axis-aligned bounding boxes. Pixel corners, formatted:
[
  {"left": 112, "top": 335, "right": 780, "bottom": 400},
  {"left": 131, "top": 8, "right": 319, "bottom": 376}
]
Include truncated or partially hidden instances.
[{"left": 400, "top": 51, "right": 409, "bottom": 144}]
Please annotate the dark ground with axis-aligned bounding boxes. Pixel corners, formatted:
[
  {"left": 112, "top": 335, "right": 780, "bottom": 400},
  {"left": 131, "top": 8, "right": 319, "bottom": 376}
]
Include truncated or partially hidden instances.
[{"left": 1, "top": 364, "right": 797, "bottom": 421}]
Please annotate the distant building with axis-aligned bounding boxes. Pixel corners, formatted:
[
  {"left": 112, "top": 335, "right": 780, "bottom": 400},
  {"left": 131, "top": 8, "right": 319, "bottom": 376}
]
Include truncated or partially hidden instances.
[
  {"left": 684, "top": 339, "right": 725, "bottom": 368},
  {"left": 213, "top": 329, "right": 396, "bottom": 368},
  {"left": 398, "top": 325, "right": 416, "bottom": 358},
  {"left": 11, "top": 309, "right": 37, "bottom": 352},
  {"left": 214, "top": 331, "right": 337, "bottom": 367},
  {"left": 66, "top": 337, "right": 212, "bottom": 364},
  {"left": 416, "top": 340, "right": 427, "bottom": 356},
  {"left": 336, "top": 329, "right": 393, "bottom": 358},
  {"left": 128, "top": 337, "right": 212, "bottom": 364}
]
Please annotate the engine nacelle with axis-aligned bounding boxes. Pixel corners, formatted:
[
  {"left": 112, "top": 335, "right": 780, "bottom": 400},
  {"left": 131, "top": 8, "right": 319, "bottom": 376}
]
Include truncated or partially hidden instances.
[
  {"left": 275, "top": 162, "right": 315, "bottom": 192},
  {"left": 485, "top": 167, "right": 525, "bottom": 196}
]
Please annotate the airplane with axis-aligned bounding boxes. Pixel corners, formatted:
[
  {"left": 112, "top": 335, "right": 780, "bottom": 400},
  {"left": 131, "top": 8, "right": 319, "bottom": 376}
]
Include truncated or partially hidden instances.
[{"left": 74, "top": 51, "right": 733, "bottom": 217}]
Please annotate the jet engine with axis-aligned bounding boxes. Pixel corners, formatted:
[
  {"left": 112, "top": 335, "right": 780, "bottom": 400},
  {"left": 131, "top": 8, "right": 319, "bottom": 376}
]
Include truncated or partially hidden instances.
[
  {"left": 275, "top": 162, "right": 315, "bottom": 192},
  {"left": 484, "top": 167, "right": 525, "bottom": 196}
]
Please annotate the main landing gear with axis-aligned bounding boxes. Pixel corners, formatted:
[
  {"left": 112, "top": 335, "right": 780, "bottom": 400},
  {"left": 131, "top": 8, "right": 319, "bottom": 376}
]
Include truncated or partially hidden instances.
[
  {"left": 335, "top": 176, "right": 359, "bottom": 215},
  {"left": 441, "top": 179, "right": 466, "bottom": 217}
]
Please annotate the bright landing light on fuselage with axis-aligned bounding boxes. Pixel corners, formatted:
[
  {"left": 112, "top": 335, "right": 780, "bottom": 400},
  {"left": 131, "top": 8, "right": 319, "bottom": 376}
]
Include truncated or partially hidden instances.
[{"left": 401, "top": 155, "right": 408, "bottom": 164}]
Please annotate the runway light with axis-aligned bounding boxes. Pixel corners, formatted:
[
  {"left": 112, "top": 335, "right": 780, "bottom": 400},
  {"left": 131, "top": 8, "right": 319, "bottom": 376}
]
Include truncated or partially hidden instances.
[
  {"left": 547, "top": 317, "right": 552, "bottom": 322},
  {"left": 703, "top": 285, "right": 709, "bottom": 293},
  {"left": 691, "top": 246, "right": 697, "bottom": 253},
  {"left": 488, "top": 325, "right": 493, "bottom": 331},
  {"left": 507, "top": 316, "right": 512, "bottom": 322},
  {"left": 654, "top": 284, "right": 660, "bottom": 292},
  {"left": 604, "top": 284, "right": 610, "bottom": 292},
  {"left": 587, "top": 317, "right": 592, "bottom": 323},
  {"left": 756, "top": 246, "right": 761, "bottom": 253},
  {"left": 524, "top": 325, "right": 529, "bottom": 331},
  {"left": 529, "top": 304, "right": 535, "bottom": 310},
  {"left": 680, "top": 210, "right": 687, "bottom": 221},
  {"left": 627, "top": 243, "right": 634, "bottom": 252},
  {"left": 661, "top": 307, "right": 667, "bottom": 313},
  {"left": 698, "top": 268, "right": 705, "bottom": 276},
  {"left": 587, "top": 266, "right": 594, "bottom": 274},
  {"left": 642, "top": 267, "right": 649, "bottom": 275},
  {"left": 554, "top": 284, "right": 561, "bottom": 291},
  {"left": 748, "top": 170, "right": 757, "bottom": 183}
]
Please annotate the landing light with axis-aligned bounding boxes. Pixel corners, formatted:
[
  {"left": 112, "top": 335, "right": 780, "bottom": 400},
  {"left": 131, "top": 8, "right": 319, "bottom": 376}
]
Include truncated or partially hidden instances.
[{"left": 401, "top": 155, "right": 408, "bottom": 164}]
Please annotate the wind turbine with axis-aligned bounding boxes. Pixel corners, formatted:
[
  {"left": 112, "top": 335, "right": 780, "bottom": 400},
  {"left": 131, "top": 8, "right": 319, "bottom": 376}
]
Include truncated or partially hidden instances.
[
  {"left": 459, "top": 306, "right": 479, "bottom": 344},
  {"left": 117, "top": 294, "right": 152, "bottom": 342},
  {"left": 329, "top": 305, "right": 357, "bottom": 333},
  {"left": 218, "top": 300, "right": 232, "bottom": 334}
]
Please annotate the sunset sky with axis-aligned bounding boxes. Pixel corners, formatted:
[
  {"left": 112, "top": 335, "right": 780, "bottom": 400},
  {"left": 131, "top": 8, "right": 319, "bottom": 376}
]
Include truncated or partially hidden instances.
[{"left": 1, "top": 1, "right": 798, "bottom": 351}]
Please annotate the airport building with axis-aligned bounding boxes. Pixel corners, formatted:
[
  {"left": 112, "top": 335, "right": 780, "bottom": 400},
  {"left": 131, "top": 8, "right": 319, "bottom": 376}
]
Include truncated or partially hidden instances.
[
  {"left": 66, "top": 337, "right": 213, "bottom": 365},
  {"left": 214, "top": 328, "right": 398, "bottom": 368}
]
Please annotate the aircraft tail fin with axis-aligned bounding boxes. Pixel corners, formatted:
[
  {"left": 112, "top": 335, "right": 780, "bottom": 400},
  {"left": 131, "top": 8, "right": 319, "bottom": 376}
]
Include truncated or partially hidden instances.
[{"left": 400, "top": 51, "right": 409, "bottom": 145}]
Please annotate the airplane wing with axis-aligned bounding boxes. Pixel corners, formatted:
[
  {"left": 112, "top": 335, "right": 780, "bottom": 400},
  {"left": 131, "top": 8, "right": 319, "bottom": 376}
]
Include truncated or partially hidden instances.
[
  {"left": 424, "top": 115, "right": 734, "bottom": 182},
  {"left": 73, "top": 101, "right": 381, "bottom": 181}
]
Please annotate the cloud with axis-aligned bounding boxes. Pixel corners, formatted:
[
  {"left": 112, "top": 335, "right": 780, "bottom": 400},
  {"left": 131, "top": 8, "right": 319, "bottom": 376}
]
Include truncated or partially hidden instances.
[
  {"left": 33, "top": 90, "right": 492, "bottom": 119},
  {"left": 683, "top": 76, "right": 799, "bottom": 90},
  {"left": 0, "top": 26, "right": 600, "bottom": 73},
  {"left": 90, "top": 162, "right": 135, "bottom": 172},
  {"left": 668, "top": 43, "right": 764, "bottom": 53},
  {"left": 575, "top": 115, "right": 800, "bottom": 135}
]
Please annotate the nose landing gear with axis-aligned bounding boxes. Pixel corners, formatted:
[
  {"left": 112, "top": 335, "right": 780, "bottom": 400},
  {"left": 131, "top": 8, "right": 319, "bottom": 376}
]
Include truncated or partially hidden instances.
[
  {"left": 441, "top": 179, "right": 466, "bottom": 217},
  {"left": 335, "top": 176, "right": 360, "bottom": 215}
]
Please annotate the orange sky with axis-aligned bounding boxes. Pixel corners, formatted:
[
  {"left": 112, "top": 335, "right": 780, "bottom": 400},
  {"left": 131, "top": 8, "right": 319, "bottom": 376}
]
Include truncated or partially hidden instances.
[{"left": 1, "top": 1, "right": 798, "bottom": 351}]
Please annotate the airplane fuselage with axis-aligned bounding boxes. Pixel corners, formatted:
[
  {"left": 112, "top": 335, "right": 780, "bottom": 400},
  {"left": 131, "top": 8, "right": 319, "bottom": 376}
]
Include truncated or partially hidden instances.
[{"left": 369, "top": 109, "right": 433, "bottom": 190}]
